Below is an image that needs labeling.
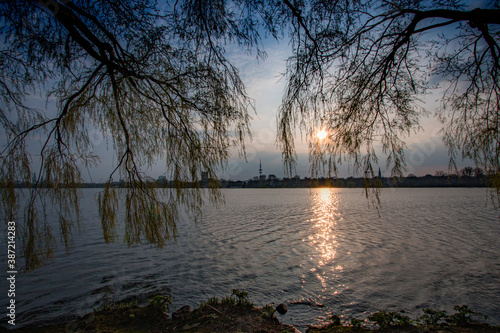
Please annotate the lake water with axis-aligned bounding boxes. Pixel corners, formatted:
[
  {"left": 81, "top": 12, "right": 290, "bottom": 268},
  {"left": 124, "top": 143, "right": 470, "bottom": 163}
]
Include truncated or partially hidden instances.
[{"left": 1, "top": 188, "right": 499, "bottom": 331}]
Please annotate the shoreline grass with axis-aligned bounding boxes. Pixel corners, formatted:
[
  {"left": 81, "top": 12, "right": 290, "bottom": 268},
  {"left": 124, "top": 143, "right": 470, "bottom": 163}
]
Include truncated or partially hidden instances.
[{"left": 2, "top": 291, "right": 498, "bottom": 332}]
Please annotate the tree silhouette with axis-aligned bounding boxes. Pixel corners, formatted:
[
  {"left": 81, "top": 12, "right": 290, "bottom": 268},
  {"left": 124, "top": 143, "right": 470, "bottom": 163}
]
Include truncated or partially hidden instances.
[
  {"left": 1, "top": 0, "right": 500, "bottom": 270},
  {"left": 277, "top": 0, "right": 500, "bottom": 190},
  {"left": 473, "top": 167, "right": 485, "bottom": 177},
  {"left": 460, "top": 166, "right": 474, "bottom": 177},
  {"left": 0, "top": 0, "right": 271, "bottom": 270}
]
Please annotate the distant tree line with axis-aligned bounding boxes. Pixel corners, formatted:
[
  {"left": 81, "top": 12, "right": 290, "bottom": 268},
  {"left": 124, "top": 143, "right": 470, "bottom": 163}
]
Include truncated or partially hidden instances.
[
  {"left": 236, "top": 172, "right": 489, "bottom": 189},
  {"left": 8, "top": 167, "right": 490, "bottom": 189}
]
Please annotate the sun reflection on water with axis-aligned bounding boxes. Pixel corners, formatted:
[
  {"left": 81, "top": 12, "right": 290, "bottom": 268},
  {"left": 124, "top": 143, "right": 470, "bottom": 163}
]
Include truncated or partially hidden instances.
[
  {"left": 310, "top": 188, "right": 341, "bottom": 266},
  {"left": 304, "top": 188, "right": 344, "bottom": 290}
]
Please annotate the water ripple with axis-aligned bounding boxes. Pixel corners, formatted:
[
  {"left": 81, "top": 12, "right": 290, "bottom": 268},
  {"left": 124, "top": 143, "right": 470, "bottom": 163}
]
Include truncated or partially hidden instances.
[{"left": 1, "top": 188, "right": 499, "bottom": 332}]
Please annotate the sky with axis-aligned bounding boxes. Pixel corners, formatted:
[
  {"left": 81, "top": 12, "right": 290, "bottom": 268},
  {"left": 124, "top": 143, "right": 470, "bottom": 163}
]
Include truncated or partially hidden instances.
[
  {"left": 208, "top": 39, "right": 471, "bottom": 182},
  {"left": 12, "top": 36, "right": 471, "bottom": 183},
  {"left": 2, "top": 5, "right": 478, "bottom": 183}
]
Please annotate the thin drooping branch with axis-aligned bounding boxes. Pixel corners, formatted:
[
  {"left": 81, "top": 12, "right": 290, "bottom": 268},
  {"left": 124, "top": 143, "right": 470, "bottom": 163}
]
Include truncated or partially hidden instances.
[
  {"left": 283, "top": 0, "right": 320, "bottom": 51},
  {"left": 1, "top": 0, "right": 255, "bottom": 270},
  {"left": 278, "top": 0, "right": 500, "bottom": 197}
]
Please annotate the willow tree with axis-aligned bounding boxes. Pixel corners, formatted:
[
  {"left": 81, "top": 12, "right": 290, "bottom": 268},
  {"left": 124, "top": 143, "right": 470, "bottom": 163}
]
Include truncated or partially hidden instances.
[
  {"left": 0, "top": 0, "right": 282, "bottom": 270},
  {"left": 277, "top": 0, "right": 500, "bottom": 196},
  {"left": 2, "top": 0, "right": 500, "bottom": 270}
]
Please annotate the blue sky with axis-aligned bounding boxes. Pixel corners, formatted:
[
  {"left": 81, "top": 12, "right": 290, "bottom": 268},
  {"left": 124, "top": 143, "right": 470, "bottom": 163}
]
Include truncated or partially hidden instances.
[
  {"left": 15, "top": 36, "right": 471, "bottom": 183},
  {"left": 2, "top": 5, "right": 478, "bottom": 183},
  {"left": 209, "top": 37, "right": 470, "bottom": 181}
]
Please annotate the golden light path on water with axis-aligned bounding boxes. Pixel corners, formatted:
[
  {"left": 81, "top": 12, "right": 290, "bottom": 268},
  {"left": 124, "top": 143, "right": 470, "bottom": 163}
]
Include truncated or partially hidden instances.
[{"left": 305, "top": 188, "right": 344, "bottom": 292}]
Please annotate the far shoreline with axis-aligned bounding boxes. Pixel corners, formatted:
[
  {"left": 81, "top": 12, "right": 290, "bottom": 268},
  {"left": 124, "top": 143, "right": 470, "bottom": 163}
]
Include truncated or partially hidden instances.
[{"left": 6, "top": 173, "right": 493, "bottom": 189}]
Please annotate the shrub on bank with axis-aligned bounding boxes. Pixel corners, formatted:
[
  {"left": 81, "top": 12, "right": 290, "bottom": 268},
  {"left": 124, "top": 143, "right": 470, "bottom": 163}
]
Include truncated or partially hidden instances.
[{"left": 308, "top": 304, "right": 494, "bottom": 332}]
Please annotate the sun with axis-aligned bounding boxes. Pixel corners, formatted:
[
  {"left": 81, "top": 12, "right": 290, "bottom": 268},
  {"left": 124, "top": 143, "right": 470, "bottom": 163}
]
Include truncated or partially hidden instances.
[{"left": 317, "top": 130, "right": 327, "bottom": 140}]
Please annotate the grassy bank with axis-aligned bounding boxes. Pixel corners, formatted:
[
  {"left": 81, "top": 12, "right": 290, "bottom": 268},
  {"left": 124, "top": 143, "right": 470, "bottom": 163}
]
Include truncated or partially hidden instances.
[
  {"left": 3, "top": 291, "right": 499, "bottom": 332},
  {"left": 307, "top": 305, "right": 500, "bottom": 333}
]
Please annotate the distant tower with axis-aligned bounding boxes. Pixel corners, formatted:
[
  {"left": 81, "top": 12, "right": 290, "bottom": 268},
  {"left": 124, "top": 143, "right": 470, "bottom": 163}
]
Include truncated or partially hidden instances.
[
  {"left": 378, "top": 167, "right": 382, "bottom": 178},
  {"left": 259, "top": 159, "right": 263, "bottom": 178}
]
